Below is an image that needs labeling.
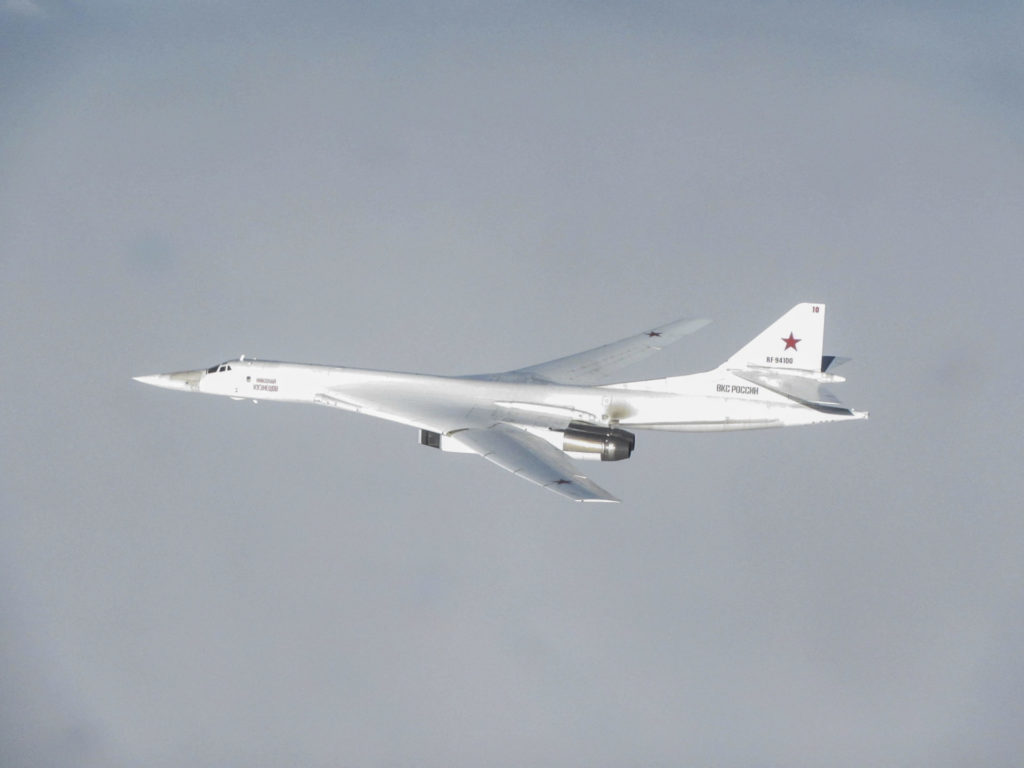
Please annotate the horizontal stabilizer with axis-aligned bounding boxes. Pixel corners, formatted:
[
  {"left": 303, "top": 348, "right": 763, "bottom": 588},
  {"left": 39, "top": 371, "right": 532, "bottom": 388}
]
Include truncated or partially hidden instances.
[
  {"left": 733, "top": 370, "right": 850, "bottom": 414},
  {"left": 821, "top": 355, "right": 851, "bottom": 373}
]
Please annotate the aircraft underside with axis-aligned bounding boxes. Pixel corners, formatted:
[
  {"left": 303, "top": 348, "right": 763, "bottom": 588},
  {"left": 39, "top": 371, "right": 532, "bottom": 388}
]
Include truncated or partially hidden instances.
[{"left": 135, "top": 303, "right": 867, "bottom": 501}]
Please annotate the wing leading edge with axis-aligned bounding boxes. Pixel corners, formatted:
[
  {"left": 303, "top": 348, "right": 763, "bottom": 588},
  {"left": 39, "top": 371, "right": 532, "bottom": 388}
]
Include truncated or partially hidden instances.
[
  {"left": 448, "top": 424, "right": 619, "bottom": 502},
  {"left": 504, "top": 315, "right": 710, "bottom": 385}
]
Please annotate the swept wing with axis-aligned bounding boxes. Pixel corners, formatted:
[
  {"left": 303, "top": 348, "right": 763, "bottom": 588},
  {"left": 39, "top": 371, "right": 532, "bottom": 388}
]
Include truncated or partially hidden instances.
[
  {"left": 135, "top": 303, "right": 865, "bottom": 503},
  {"left": 447, "top": 424, "right": 618, "bottom": 502},
  {"left": 502, "top": 316, "right": 709, "bottom": 385}
]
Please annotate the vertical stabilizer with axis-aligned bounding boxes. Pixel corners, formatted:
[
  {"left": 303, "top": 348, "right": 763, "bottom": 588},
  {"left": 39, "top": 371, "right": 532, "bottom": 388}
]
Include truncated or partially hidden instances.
[{"left": 722, "top": 303, "right": 826, "bottom": 372}]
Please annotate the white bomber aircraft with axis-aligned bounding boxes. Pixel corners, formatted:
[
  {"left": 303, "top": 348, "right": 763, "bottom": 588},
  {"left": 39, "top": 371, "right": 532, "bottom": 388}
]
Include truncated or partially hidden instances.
[{"left": 135, "top": 303, "right": 866, "bottom": 502}]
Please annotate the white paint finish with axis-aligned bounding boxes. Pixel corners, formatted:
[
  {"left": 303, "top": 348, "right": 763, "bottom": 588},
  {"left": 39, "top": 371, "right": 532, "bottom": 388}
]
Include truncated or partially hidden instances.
[{"left": 135, "top": 304, "right": 866, "bottom": 501}]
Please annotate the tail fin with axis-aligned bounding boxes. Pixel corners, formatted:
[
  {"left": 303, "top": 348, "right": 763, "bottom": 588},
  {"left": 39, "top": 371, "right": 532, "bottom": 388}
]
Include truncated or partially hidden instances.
[{"left": 721, "top": 303, "right": 826, "bottom": 372}]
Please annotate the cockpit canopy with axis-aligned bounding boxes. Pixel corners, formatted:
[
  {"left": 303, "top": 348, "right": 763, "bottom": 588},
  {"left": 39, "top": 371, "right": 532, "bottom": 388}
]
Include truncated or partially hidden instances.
[{"left": 205, "top": 362, "right": 233, "bottom": 374}]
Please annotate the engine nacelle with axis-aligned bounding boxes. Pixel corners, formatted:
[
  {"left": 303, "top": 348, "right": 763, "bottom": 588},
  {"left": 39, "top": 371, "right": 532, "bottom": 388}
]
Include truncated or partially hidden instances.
[{"left": 561, "top": 423, "right": 635, "bottom": 461}]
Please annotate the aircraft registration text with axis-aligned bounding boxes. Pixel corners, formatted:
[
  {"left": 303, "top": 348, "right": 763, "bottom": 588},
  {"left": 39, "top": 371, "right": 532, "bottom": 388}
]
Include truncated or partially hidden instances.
[{"left": 717, "top": 384, "right": 759, "bottom": 395}]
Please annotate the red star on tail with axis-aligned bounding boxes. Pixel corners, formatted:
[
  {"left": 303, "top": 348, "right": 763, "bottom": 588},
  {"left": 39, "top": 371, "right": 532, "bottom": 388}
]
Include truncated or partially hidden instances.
[{"left": 782, "top": 332, "right": 800, "bottom": 351}]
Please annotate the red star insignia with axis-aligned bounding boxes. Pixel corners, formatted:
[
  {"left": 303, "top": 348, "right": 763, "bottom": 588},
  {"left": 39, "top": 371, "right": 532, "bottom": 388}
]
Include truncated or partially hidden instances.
[
  {"left": 782, "top": 332, "right": 800, "bottom": 351},
  {"left": 645, "top": 331, "right": 662, "bottom": 338},
  {"left": 555, "top": 479, "right": 572, "bottom": 485}
]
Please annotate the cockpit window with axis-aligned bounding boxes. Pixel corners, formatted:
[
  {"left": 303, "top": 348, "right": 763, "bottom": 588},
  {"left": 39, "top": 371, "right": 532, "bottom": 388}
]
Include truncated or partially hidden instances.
[{"left": 206, "top": 363, "right": 233, "bottom": 374}]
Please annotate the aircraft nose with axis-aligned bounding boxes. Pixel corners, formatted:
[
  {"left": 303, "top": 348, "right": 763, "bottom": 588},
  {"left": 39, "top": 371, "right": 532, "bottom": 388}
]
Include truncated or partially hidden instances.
[{"left": 133, "top": 370, "right": 204, "bottom": 391}]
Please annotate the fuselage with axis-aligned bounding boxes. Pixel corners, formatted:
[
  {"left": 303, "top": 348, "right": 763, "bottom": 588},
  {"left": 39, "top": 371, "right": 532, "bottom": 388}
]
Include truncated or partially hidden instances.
[
  {"left": 154, "top": 357, "right": 861, "bottom": 437},
  {"left": 134, "top": 303, "right": 868, "bottom": 501}
]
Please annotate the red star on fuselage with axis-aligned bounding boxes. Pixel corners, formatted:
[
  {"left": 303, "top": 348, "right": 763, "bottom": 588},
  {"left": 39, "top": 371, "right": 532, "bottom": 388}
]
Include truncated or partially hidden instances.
[{"left": 782, "top": 332, "right": 800, "bottom": 351}]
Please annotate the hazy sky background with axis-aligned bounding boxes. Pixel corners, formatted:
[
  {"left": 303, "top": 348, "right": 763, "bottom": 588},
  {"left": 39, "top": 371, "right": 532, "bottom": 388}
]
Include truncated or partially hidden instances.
[{"left": 3, "top": 2, "right": 1023, "bottom": 766}]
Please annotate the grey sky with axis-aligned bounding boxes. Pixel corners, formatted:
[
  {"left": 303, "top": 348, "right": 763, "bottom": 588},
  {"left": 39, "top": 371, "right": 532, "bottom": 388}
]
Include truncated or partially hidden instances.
[{"left": 2, "top": 2, "right": 1023, "bottom": 766}]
